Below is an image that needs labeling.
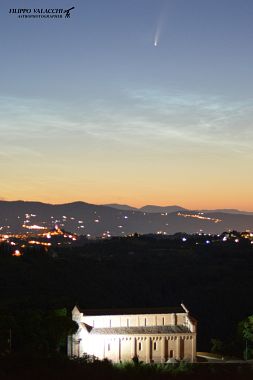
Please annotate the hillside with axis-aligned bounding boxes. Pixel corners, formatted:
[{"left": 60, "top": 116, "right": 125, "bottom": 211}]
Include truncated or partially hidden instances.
[{"left": 1, "top": 200, "right": 253, "bottom": 236}]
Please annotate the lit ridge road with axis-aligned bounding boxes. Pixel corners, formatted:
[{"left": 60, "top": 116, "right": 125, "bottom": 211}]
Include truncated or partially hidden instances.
[{"left": 177, "top": 213, "right": 222, "bottom": 223}]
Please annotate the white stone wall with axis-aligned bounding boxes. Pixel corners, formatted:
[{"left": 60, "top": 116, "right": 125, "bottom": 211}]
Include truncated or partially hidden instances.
[
  {"left": 70, "top": 306, "right": 197, "bottom": 363},
  {"left": 78, "top": 312, "right": 188, "bottom": 328}
]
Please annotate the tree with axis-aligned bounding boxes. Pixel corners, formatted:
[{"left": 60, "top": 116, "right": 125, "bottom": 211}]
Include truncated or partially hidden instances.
[
  {"left": 43, "top": 308, "right": 78, "bottom": 352},
  {"left": 239, "top": 315, "right": 253, "bottom": 360}
]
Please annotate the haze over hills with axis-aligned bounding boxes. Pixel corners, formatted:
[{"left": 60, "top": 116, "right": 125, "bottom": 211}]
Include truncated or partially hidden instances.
[
  {"left": 139, "top": 205, "right": 188, "bottom": 213},
  {"left": 104, "top": 204, "right": 188, "bottom": 213},
  {"left": 1, "top": 200, "right": 253, "bottom": 236},
  {"left": 104, "top": 203, "right": 253, "bottom": 215},
  {"left": 200, "top": 208, "right": 253, "bottom": 215},
  {"left": 104, "top": 204, "right": 138, "bottom": 211}
]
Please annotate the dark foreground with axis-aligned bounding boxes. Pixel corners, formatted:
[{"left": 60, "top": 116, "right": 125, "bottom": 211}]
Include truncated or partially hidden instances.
[{"left": 1, "top": 355, "right": 253, "bottom": 380}]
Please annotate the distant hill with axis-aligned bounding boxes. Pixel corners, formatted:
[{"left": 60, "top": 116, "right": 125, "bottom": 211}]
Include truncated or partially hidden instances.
[
  {"left": 103, "top": 203, "right": 138, "bottom": 211},
  {"left": 1, "top": 200, "right": 253, "bottom": 236},
  {"left": 201, "top": 208, "right": 253, "bottom": 215},
  {"left": 106, "top": 203, "right": 253, "bottom": 215},
  {"left": 104, "top": 204, "right": 188, "bottom": 213},
  {"left": 139, "top": 205, "right": 188, "bottom": 213}
]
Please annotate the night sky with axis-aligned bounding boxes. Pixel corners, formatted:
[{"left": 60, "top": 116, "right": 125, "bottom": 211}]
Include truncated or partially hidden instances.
[{"left": 1, "top": 0, "right": 253, "bottom": 210}]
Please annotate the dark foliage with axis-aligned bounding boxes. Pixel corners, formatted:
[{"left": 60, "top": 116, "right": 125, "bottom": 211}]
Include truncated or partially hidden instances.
[
  {"left": 0, "top": 354, "right": 253, "bottom": 380},
  {"left": 0, "top": 236, "right": 253, "bottom": 353}
]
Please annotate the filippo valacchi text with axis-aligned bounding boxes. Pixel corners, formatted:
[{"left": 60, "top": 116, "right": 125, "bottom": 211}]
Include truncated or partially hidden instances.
[{"left": 9, "top": 9, "right": 65, "bottom": 14}]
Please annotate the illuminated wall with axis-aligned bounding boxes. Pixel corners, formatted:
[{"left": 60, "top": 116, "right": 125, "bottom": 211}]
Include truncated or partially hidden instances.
[{"left": 68, "top": 305, "right": 197, "bottom": 363}]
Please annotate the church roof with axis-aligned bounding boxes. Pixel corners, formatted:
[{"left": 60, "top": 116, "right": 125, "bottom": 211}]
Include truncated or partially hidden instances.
[
  {"left": 77, "top": 306, "right": 185, "bottom": 316},
  {"left": 89, "top": 325, "right": 191, "bottom": 335}
]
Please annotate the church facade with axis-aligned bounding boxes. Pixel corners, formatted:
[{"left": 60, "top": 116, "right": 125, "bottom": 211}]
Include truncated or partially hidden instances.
[{"left": 68, "top": 304, "right": 197, "bottom": 363}]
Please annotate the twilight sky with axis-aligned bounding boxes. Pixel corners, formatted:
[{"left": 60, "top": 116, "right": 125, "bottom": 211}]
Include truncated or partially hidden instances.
[{"left": 1, "top": 0, "right": 253, "bottom": 210}]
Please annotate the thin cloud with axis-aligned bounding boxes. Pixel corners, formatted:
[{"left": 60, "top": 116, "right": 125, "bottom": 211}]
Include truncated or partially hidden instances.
[
  {"left": 1, "top": 93, "right": 253, "bottom": 155},
  {"left": 125, "top": 89, "right": 253, "bottom": 148}
]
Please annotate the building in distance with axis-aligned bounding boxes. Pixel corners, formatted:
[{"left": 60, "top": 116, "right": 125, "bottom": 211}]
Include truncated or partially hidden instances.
[{"left": 68, "top": 304, "right": 197, "bottom": 363}]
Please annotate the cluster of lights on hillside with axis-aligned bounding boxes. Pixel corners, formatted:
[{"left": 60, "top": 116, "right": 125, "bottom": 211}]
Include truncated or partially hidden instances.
[
  {"left": 1, "top": 227, "right": 253, "bottom": 257},
  {"left": 0, "top": 225, "right": 79, "bottom": 256},
  {"left": 177, "top": 212, "right": 222, "bottom": 223},
  {"left": 1, "top": 212, "right": 89, "bottom": 234},
  {"left": 22, "top": 224, "right": 47, "bottom": 230},
  {"left": 0, "top": 208, "right": 226, "bottom": 238},
  {"left": 1, "top": 209, "right": 253, "bottom": 243},
  {"left": 180, "top": 230, "right": 253, "bottom": 245}
]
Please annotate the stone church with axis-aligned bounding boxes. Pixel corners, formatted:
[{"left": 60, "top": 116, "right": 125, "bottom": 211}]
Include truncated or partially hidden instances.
[{"left": 68, "top": 304, "right": 197, "bottom": 363}]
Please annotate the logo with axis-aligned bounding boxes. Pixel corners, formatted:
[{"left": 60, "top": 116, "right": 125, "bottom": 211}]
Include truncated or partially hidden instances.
[
  {"left": 64, "top": 7, "right": 75, "bottom": 18},
  {"left": 9, "top": 6, "right": 75, "bottom": 20}
]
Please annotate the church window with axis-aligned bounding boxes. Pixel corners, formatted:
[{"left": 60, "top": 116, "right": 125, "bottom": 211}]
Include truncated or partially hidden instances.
[
  {"left": 108, "top": 343, "right": 111, "bottom": 351},
  {"left": 154, "top": 342, "right": 157, "bottom": 350},
  {"left": 162, "top": 317, "right": 165, "bottom": 326},
  {"left": 138, "top": 342, "right": 142, "bottom": 351}
]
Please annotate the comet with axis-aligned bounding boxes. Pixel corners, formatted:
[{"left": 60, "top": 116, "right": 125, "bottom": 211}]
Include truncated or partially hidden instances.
[
  {"left": 153, "top": 0, "right": 169, "bottom": 47},
  {"left": 153, "top": 27, "right": 160, "bottom": 47}
]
